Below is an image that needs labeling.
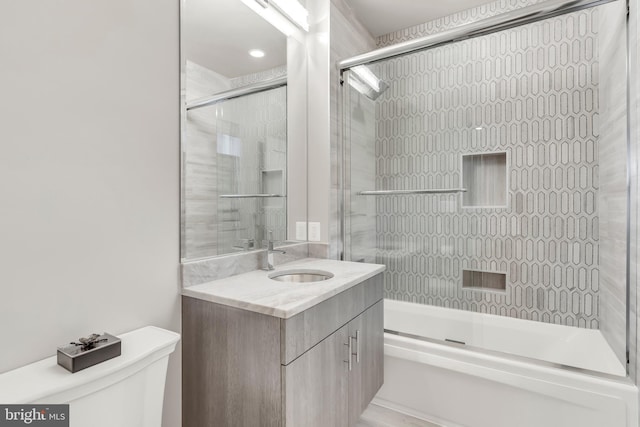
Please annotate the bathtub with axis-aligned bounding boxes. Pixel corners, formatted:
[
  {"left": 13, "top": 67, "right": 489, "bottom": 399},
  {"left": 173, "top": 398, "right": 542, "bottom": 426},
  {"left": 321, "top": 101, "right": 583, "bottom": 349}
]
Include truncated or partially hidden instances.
[{"left": 374, "top": 299, "right": 638, "bottom": 427}]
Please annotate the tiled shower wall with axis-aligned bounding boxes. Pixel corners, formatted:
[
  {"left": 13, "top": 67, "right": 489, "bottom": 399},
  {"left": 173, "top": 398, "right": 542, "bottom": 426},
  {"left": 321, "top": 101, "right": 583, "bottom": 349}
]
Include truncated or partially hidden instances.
[{"left": 360, "top": 8, "right": 609, "bottom": 328}]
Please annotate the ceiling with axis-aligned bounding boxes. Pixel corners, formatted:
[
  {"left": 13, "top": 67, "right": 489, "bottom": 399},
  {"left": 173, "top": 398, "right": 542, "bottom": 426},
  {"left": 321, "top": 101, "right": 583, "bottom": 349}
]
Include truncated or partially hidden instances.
[
  {"left": 343, "top": 0, "right": 498, "bottom": 37},
  {"left": 183, "top": 0, "right": 287, "bottom": 78}
]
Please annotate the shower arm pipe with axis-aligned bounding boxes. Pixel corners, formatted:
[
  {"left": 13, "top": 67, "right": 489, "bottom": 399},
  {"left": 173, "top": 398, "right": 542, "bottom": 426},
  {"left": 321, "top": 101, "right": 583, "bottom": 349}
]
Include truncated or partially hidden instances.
[
  {"left": 338, "top": 0, "right": 617, "bottom": 72},
  {"left": 186, "top": 75, "right": 287, "bottom": 111},
  {"left": 358, "top": 188, "right": 467, "bottom": 196}
]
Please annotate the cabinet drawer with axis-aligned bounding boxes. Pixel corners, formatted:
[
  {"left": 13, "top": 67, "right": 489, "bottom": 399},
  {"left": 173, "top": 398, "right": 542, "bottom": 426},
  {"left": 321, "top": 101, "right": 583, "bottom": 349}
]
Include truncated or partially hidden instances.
[{"left": 280, "top": 273, "right": 383, "bottom": 365}]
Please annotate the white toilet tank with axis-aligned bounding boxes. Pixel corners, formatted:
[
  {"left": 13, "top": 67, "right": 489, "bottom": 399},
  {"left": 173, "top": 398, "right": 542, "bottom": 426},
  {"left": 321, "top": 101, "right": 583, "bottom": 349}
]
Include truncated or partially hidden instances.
[{"left": 0, "top": 326, "right": 179, "bottom": 427}]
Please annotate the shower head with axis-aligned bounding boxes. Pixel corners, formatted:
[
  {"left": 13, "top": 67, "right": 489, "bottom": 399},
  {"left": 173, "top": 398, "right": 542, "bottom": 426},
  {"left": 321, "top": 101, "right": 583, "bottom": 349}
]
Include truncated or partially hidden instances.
[{"left": 347, "top": 65, "right": 389, "bottom": 101}]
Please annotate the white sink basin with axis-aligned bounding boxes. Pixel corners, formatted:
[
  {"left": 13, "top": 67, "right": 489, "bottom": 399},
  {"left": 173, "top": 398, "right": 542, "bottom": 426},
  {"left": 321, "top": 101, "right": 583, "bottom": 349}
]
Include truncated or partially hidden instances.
[{"left": 269, "top": 269, "right": 334, "bottom": 283}]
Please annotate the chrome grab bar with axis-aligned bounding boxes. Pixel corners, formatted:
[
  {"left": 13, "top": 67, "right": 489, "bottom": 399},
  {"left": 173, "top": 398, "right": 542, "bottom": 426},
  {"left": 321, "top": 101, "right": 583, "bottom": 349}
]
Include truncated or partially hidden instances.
[
  {"left": 357, "top": 188, "right": 467, "bottom": 196},
  {"left": 219, "top": 194, "right": 285, "bottom": 198}
]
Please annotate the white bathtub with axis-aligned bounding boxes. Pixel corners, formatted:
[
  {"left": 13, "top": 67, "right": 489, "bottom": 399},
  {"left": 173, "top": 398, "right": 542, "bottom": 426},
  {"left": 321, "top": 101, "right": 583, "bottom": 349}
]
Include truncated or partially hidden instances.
[{"left": 374, "top": 299, "right": 639, "bottom": 427}]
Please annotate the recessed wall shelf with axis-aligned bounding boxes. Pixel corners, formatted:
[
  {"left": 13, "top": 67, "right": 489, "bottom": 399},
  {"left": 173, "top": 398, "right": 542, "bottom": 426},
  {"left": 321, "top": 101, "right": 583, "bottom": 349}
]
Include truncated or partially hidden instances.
[
  {"left": 462, "top": 269, "right": 506, "bottom": 291},
  {"left": 461, "top": 152, "right": 507, "bottom": 208}
]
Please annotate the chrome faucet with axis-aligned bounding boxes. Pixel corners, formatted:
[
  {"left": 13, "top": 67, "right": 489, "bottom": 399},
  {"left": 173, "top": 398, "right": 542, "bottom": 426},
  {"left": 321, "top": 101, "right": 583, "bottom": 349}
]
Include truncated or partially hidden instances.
[{"left": 263, "top": 230, "right": 286, "bottom": 271}]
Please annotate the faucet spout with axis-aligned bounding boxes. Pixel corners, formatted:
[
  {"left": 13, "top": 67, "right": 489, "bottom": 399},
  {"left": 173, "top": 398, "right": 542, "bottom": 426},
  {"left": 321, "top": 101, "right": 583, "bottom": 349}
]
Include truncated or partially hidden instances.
[{"left": 263, "top": 230, "right": 286, "bottom": 271}]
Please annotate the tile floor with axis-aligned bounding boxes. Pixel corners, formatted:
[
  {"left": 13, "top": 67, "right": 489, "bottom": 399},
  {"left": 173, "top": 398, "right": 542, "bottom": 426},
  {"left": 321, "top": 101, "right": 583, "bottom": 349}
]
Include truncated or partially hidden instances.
[{"left": 357, "top": 404, "right": 441, "bottom": 427}]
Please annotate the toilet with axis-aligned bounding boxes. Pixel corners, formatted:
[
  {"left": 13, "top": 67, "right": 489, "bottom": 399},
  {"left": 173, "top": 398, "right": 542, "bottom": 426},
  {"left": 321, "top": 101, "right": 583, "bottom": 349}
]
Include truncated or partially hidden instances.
[{"left": 0, "top": 326, "right": 179, "bottom": 427}]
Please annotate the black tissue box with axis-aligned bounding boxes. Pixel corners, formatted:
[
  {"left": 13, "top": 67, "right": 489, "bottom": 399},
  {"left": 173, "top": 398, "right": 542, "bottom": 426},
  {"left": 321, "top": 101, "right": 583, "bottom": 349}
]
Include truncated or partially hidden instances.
[{"left": 57, "top": 333, "right": 121, "bottom": 373}]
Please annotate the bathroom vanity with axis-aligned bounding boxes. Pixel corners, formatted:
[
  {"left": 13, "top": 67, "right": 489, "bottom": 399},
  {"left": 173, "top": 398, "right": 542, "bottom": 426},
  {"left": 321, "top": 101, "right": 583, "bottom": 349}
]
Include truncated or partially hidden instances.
[{"left": 182, "top": 259, "right": 385, "bottom": 427}]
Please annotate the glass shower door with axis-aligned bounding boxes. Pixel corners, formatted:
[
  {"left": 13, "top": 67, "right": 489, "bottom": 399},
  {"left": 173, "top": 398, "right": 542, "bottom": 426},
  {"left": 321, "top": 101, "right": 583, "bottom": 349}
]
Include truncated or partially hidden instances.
[{"left": 342, "top": 2, "right": 628, "bottom": 376}]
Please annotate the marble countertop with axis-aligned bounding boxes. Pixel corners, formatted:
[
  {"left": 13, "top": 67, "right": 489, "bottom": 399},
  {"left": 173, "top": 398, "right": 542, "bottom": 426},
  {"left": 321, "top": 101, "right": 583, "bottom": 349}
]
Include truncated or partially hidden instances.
[{"left": 181, "top": 258, "right": 385, "bottom": 319}]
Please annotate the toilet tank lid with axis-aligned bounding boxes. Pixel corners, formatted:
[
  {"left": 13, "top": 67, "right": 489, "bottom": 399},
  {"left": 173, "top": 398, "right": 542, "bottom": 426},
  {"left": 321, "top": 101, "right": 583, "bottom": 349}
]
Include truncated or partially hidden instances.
[{"left": 0, "top": 326, "right": 180, "bottom": 404}]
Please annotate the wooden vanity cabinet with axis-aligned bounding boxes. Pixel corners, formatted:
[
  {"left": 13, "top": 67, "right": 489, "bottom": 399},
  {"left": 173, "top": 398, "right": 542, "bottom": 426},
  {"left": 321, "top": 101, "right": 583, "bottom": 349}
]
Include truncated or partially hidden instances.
[{"left": 182, "top": 273, "right": 384, "bottom": 427}]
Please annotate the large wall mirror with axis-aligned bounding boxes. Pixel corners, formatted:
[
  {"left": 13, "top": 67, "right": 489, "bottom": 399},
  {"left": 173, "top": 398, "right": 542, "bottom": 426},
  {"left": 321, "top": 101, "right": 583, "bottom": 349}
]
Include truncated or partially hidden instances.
[{"left": 181, "top": 0, "right": 308, "bottom": 261}]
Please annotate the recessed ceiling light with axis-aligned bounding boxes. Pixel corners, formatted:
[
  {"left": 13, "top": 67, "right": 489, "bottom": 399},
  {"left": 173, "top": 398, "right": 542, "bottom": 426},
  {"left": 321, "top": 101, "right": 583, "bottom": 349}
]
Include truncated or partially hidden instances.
[{"left": 249, "top": 49, "right": 266, "bottom": 58}]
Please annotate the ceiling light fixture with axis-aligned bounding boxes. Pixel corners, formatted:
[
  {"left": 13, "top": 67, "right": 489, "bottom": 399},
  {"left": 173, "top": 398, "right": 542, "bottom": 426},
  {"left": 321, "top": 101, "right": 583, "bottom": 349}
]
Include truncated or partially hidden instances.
[
  {"left": 351, "top": 65, "right": 382, "bottom": 92},
  {"left": 240, "top": 0, "right": 309, "bottom": 36},
  {"left": 269, "top": 0, "right": 309, "bottom": 32},
  {"left": 249, "top": 49, "right": 266, "bottom": 58},
  {"left": 347, "top": 66, "right": 389, "bottom": 101}
]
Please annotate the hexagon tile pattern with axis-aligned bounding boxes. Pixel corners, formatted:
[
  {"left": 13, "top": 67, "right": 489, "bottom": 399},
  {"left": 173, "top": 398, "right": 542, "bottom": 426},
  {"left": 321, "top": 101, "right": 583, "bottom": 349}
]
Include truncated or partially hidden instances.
[{"left": 367, "top": 10, "right": 600, "bottom": 328}]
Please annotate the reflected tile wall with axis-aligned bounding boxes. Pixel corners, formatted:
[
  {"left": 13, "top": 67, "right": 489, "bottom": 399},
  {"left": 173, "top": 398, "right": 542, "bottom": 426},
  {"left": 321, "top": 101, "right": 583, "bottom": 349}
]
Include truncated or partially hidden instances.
[
  {"left": 370, "top": 10, "right": 602, "bottom": 328},
  {"left": 183, "top": 61, "right": 230, "bottom": 260},
  {"left": 215, "top": 87, "right": 287, "bottom": 254},
  {"left": 183, "top": 64, "right": 287, "bottom": 260}
]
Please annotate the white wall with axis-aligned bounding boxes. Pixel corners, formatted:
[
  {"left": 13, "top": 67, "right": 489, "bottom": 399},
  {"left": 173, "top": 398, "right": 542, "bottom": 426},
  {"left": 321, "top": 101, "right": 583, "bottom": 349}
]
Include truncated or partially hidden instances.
[
  {"left": 0, "top": 2, "right": 181, "bottom": 426},
  {"left": 307, "top": 0, "right": 332, "bottom": 244}
]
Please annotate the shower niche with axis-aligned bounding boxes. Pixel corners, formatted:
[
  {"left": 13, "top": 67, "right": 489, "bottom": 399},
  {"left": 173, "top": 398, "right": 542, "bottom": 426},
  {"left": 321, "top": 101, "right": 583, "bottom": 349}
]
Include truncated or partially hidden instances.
[
  {"left": 461, "top": 152, "right": 507, "bottom": 208},
  {"left": 462, "top": 269, "right": 507, "bottom": 292}
]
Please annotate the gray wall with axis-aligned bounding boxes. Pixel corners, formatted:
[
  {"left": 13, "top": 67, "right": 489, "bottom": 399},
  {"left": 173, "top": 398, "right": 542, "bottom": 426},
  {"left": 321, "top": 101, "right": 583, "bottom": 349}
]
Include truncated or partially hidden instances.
[{"left": 0, "top": 2, "right": 181, "bottom": 426}]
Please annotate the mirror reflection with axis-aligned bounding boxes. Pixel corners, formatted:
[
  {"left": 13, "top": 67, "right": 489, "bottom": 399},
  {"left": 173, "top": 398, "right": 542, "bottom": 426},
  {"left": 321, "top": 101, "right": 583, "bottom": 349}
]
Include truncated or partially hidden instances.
[{"left": 181, "top": 0, "right": 295, "bottom": 260}]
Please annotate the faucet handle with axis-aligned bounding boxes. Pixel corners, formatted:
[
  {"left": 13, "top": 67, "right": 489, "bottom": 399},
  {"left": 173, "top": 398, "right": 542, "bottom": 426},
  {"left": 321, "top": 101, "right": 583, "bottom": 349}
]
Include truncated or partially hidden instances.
[
  {"left": 264, "top": 230, "right": 275, "bottom": 250},
  {"left": 234, "top": 238, "right": 255, "bottom": 251}
]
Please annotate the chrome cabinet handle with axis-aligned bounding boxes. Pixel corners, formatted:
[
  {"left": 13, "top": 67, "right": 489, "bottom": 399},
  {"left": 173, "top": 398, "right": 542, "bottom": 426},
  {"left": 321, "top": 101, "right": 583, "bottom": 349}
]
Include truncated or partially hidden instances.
[
  {"left": 344, "top": 337, "right": 353, "bottom": 371},
  {"left": 354, "top": 330, "right": 361, "bottom": 364}
]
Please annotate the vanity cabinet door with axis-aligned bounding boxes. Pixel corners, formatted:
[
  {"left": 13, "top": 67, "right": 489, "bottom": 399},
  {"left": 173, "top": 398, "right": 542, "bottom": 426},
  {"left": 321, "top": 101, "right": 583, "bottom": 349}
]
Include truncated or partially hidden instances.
[
  {"left": 348, "top": 300, "right": 384, "bottom": 426},
  {"left": 283, "top": 324, "right": 350, "bottom": 427}
]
